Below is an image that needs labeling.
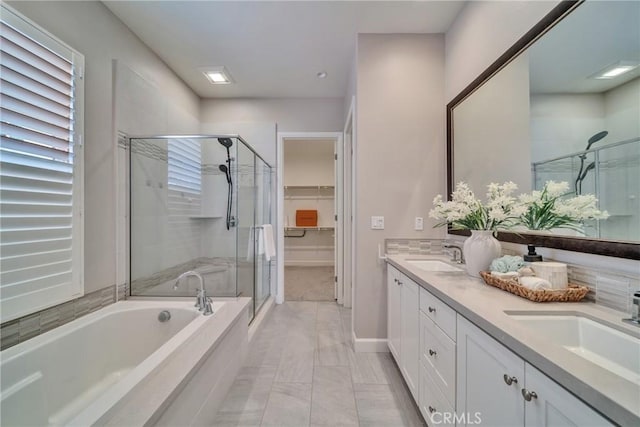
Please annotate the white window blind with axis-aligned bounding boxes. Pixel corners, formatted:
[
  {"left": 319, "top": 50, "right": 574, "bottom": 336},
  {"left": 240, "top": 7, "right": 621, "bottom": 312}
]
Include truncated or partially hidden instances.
[
  {"left": 167, "top": 138, "right": 201, "bottom": 195},
  {"left": 0, "top": 5, "right": 84, "bottom": 322}
]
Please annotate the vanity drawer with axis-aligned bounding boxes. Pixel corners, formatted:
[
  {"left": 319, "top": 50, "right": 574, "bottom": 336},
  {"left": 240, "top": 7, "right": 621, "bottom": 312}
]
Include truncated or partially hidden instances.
[
  {"left": 421, "top": 312, "right": 456, "bottom": 406},
  {"left": 420, "top": 287, "right": 456, "bottom": 340},
  {"left": 420, "top": 363, "right": 454, "bottom": 424}
]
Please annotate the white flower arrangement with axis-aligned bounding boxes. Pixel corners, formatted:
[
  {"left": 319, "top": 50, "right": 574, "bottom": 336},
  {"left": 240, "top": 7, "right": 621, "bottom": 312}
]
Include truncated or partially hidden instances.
[
  {"left": 429, "top": 180, "right": 608, "bottom": 233},
  {"left": 429, "top": 181, "right": 523, "bottom": 231},
  {"left": 516, "top": 181, "right": 609, "bottom": 233}
]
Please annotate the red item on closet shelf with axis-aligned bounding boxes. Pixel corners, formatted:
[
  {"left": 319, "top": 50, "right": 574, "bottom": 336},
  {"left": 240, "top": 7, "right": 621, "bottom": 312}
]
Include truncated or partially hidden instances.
[{"left": 296, "top": 210, "right": 318, "bottom": 227}]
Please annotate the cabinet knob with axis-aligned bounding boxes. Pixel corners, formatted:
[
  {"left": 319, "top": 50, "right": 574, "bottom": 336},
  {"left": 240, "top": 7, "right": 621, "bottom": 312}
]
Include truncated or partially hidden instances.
[
  {"left": 521, "top": 389, "right": 538, "bottom": 401},
  {"left": 393, "top": 278, "right": 398, "bottom": 283},
  {"left": 503, "top": 374, "right": 518, "bottom": 386},
  {"left": 428, "top": 306, "right": 436, "bottom": 313},
  {"left": 397, "top": 280, "right": 403, "bottom": 286},
  {"left": 428, "top": 349, "right": 437, "bottom": 357},
  {"left": 428, "top": 406, "right": 436, "bottom": 413}
]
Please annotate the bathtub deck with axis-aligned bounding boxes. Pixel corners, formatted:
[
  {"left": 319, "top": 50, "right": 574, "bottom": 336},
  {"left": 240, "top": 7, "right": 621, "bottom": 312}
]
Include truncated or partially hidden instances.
[{"left": 213, "top": 301, "right": 425, "bottom": 426}]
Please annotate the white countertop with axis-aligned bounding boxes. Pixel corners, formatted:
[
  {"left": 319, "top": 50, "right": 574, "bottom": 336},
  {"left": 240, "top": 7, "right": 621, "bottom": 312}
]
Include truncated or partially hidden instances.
[{"left": 386, "top": 254, "right": 640, "bottom": 426}]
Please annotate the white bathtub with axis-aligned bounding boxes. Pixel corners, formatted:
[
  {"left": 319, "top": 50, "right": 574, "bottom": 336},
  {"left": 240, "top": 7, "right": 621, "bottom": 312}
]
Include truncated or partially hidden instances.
[{"left": 0, "top": 298, "right": 250, "bottom": 426}]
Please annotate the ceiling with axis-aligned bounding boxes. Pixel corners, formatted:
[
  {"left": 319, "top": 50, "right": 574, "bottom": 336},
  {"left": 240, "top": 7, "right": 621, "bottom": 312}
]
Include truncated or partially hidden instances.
[
  {"left": 103, "top": 1, "right": 465, "bottom": 99},
  {"left": 528, "top": 0, "right": 640, "bottom": 94}
]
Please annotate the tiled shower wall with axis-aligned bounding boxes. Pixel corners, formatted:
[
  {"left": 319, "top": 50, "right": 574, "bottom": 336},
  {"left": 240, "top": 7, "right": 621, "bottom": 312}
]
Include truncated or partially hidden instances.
[{"left": 385, "top": 238, "right": 639, "bottom": 314}]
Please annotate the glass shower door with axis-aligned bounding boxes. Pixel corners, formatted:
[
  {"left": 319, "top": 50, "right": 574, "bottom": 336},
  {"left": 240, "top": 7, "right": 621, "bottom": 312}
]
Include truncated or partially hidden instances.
[{"left": 235, "top": 141, "right": 256, "bottom": 316}]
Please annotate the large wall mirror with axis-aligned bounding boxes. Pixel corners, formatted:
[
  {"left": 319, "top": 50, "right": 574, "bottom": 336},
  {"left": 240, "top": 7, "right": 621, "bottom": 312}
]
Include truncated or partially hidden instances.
[{"left": 447, "top": 0, "right": 640, "bottom": 260}]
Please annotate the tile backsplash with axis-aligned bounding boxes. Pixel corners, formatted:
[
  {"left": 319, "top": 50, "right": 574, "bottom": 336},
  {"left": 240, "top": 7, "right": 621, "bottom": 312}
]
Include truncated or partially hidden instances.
[
  {"left": 385, "top": 238, "right": 639, "bottom": 314},
  {"left": 0, "top": 284, "right": 125, "bottom": 351}
]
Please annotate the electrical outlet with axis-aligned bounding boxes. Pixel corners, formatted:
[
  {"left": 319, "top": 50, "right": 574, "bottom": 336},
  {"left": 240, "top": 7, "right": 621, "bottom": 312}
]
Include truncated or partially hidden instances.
[
  {"left": 415, "top": 217, "right": 424, "bottom": 230},
  {"left": 371, "top": 216, "right": 385, "bottom": 230}
]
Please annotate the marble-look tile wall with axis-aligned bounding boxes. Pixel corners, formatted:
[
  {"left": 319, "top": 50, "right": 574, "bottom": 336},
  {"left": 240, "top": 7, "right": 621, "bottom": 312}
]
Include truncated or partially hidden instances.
[{"left": 387, "top": 239, "right": 639, "bottom": 314}]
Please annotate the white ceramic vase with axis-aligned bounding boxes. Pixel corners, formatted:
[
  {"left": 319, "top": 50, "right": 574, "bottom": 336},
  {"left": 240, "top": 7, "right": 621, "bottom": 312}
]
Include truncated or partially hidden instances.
[{"left": 463, "top": 230, "right": 502, "bottom": 278}]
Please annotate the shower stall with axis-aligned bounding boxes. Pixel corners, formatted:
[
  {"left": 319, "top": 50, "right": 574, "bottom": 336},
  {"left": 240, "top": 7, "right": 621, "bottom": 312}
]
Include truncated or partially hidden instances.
[
  {"left": 128, "top": 135, "right": 273, "bottom": 321},
  {"left": 532, "top": 137, "right": 639, "bottom": 241}
]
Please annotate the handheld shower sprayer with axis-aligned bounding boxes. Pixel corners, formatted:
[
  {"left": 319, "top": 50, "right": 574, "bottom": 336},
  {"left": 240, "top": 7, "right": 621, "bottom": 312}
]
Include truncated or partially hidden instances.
[
  {"left": 218, "top": 138, "right": 234, "bottom": 230},
  {"left": 575, "top": 131, "right": 607, "bottom": 194}
]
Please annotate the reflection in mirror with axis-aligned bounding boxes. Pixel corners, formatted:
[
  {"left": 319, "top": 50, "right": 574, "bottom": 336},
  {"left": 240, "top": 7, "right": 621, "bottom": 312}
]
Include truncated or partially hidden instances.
[{"left": 452, "top": 0, "right": 640, "bottom": 244}]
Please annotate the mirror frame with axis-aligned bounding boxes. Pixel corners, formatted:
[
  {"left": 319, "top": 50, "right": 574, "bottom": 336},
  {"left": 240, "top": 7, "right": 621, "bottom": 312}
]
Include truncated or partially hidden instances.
[{"left": 446, "top": 0, "right": 640, "bottom": 260}]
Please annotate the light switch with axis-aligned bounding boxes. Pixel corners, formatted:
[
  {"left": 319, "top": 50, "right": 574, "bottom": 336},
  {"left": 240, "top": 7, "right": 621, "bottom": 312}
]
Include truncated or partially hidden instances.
[
  {"left": 415, "top": 217, "right": 424, "bottom": 230},
  {"left": 371, "top": 216, "right": 385, "bottom": 230}
]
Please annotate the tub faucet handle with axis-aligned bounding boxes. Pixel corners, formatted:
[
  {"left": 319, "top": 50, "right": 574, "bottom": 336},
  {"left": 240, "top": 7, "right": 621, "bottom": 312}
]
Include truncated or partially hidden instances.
[{"left": 624, "top": 291, "right": 640, "bottom": 326}]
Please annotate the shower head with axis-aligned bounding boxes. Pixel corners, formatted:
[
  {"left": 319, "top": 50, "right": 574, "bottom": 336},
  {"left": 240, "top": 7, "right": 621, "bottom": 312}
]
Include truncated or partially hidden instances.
[
  {"left": 219, "top": 164, "right": 231, "bottom": 184},
  {"left": 586, "top": 131, "right": 608, "bottom": 150},
  {"left": 580, "top": 162, "right": 596, "bottom": 180},
  {"left": 218, "top": 138, "right": 233, "bottom": 149}
]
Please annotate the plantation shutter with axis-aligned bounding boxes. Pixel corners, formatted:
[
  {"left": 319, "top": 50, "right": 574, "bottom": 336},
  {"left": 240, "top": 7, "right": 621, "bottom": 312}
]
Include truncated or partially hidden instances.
[
  {"left": 0, "top": 5, "right": 84, "bottom": 322},
  {"left": 167, "top": 138, "right": 201, "bottom": 216}
]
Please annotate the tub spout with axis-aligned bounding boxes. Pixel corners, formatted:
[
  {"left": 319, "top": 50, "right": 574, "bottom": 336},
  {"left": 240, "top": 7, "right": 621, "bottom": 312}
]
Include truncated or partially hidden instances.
[{"left": 174, "top": 271, "right": 214, "bottom": 315}]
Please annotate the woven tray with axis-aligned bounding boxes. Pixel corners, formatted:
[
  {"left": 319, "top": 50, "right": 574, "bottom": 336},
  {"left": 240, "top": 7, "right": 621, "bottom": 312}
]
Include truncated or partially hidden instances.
[{"left": 479, "top": 271, "right": 589, "bottom": 303}]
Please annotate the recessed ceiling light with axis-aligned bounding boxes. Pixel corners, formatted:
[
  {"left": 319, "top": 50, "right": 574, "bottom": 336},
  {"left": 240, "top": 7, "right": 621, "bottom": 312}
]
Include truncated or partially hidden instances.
[
  {"left": 591, "top": 61, "right": 639, "bottom": 80},
  {"left": 202, "top": 66, "right": 233, "bottom": 84},
  {"left": 317, "top": 71, "right": 328, "bottom": 79}
]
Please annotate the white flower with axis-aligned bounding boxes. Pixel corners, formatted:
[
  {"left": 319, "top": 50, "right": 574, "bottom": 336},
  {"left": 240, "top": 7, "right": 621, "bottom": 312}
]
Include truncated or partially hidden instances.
[{"left": 544, "top": 180, "right": 570, "bottom": 197}]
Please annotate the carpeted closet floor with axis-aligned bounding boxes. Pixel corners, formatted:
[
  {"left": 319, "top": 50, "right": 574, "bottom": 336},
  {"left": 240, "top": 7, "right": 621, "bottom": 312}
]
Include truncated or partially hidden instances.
[{"left": 284, "top": 266, "right": 335, "bottom": 301}]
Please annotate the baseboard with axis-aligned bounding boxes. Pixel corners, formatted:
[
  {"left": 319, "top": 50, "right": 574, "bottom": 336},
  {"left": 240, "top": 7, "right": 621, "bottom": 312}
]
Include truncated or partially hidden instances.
[
  {"left": 284, "top": 260, "right": 334, "bottom": 267},
  {"left": 352, "top": 330, "right": 390, "bottom": 353}
]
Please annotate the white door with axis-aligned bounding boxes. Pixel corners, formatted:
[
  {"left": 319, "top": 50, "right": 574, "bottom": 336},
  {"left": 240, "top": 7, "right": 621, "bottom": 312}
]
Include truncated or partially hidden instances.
[
  {"left": 387, "top": 265, "right": 402, "bottom": 362},
  {"left": 335, "top": 139, "right": 343, "bottom": 304},
  {"left": 457, "top": 315, "right": 525, "bottom": 427},
  {"left": 524, "top": 364, "right": 612, "bottom": 427},
  {"left": 400, "top": 276, "right": 420, "bottom": 400}
]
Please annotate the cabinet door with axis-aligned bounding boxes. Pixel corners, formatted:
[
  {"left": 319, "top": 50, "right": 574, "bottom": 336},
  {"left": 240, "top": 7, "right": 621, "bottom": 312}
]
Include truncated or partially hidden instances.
[
  {"left": 401, "top": 276, "right": 420, "bottom": 400},
  {"left": 524, "top": 364, "right": 612, "bottom": 427},
  {"left": 457, "top": 315, "right": 525, "bottom": 427},
  {"left": 387, "top": 265, "right": 402, "bottom": 363}
]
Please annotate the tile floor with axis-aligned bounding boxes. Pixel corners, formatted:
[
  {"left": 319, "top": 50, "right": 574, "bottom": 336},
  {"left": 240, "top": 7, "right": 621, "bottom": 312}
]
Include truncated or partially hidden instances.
[{"left": 213, "top": 301, "right": 425, "bottom": 426}]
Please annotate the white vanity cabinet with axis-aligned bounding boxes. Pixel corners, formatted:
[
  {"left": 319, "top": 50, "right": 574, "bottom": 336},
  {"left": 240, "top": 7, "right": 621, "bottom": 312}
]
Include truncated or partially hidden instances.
[
  {"left": 456, "top": 315, "right": 612, "bottom": 427},
  {"left": 386, "top": 264, "right": 419, "bottom": 399},
  {"left": 400, "top": 276, "right": 420, "bottom": 400},
  {"left": 387, "top": 265, "right": 402, "bottom": 363}
]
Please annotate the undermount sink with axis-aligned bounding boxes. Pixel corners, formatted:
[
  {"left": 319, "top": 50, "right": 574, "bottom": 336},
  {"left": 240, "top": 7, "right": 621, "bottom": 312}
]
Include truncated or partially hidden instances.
[
  {"left": 406, "top": 259, "right": 463, "bottom": 273},
  {"left": 507, "top": 312, "right": 640, "bottom": 384}
]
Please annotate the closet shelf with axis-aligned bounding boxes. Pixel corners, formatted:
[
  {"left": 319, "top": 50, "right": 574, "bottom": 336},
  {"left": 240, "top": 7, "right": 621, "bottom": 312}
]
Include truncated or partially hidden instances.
[
  {"left": 284, "top": 185, "right": 334, "bottom": 190},
  {"left": 285, "top": 226, "right": 334, "bottom": 231},
  {"left": 284, "top": 195, "right": 334, "bottom": 200}
]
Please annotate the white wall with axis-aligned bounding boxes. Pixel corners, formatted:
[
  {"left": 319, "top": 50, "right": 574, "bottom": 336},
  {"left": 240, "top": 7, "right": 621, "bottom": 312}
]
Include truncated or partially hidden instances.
[
  {"left": 604, "top": 77, "right": 640, "bottom": 145},
  {"left": 8, "top": 1, "right": 200, "bottom": 293},
  {"left": 284, "top": 139, "right": 335, "bottom": 186},
  {"left": 355, "top": 33, "right": 445, "bottom": 340},
  {"left": 201, "top": 98, "right": 345, "bottom": 133},
  {"left": 445, "top": 0, "right": 560, "bottom": 102},
  {"left": 454, "top": 53, "right": 531, "bottom": 195},
  {"left": 530, "top": 93, "right": 605, "bottom": 162}
]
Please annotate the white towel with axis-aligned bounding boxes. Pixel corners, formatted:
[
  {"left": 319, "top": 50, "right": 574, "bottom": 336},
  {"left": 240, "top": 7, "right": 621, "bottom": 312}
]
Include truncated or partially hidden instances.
[
  {"left": 258, "top": 227, "right": 265, "bottom": 256},
  {"left": 491, "top": 271, "right": 519, "bottom": 280},
  {"left": 519, "top": 276, "right": 552, "bottom": 291},
  {"left": 247, "top": 226, "right": 254, "bottom": 261},
  {"left": 262, "top": 224, "right": 276, "bottom": 262}
]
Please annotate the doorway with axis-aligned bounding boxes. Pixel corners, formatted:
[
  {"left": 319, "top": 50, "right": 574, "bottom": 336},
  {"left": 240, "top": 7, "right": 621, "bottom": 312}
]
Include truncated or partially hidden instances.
[{"left": 276, "top": 132, "right": 344, "bottom": 304}]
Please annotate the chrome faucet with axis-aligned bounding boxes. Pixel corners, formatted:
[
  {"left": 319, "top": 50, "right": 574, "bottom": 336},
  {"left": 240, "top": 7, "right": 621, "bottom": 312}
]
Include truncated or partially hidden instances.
[
  {"left": 443, "top": 243, "right": 465, "bottom": 264},
  {"left": 623, "top": 291, "right": 640, "bottom": 326},
  {"left": 174, "top": 271, "right": 214, "bottom": 315}
]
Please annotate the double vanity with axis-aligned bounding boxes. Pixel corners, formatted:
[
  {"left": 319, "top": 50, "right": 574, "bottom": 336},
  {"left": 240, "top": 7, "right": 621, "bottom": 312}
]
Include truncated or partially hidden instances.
[{"left": 385, "top": 254, "right": 640, "bottom": 426}]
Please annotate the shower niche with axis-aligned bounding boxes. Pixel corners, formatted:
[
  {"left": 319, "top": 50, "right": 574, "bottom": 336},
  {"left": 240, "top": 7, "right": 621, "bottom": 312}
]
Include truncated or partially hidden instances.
[{"left": 128, "top": 135, "right": 273, "bottom": 321}]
